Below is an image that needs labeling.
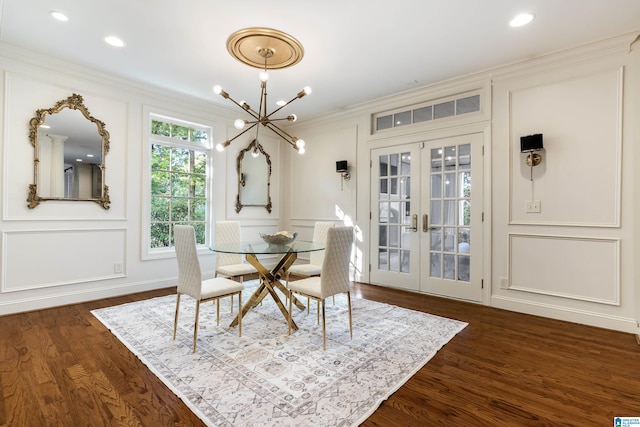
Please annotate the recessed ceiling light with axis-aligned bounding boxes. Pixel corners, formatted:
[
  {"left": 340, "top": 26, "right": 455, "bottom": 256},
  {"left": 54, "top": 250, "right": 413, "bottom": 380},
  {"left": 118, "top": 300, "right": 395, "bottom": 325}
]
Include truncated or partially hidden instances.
[
  {"left": 105, "top": 36, "right": 125, "bottom": 47},
  {"left": 86, "top": 154, "right": 94, "bottom": 158},
  {"left": 50, "top": 11, "right": 69, "bottom": 22},
  {"left": 510, "top": 13, "right": 535, "bottom": 27}
]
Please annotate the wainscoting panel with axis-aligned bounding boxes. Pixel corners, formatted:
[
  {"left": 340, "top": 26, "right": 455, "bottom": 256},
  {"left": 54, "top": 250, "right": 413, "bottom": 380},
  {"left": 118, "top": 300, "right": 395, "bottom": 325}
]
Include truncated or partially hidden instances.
[
  {"left": 290, "top": 125, "right": 357, "bottom": 221},
  {"left": 2, "top": 228, "right": 126, "bottom": 292},
  {"left": 508, "top": 67, "right": 622, "bottom": 227},
  {"left": 509, "top": 233, "right": 620, "bottom": 305},
  {"left": 3, "top": 73, "right": 128, "bottom": 221}
]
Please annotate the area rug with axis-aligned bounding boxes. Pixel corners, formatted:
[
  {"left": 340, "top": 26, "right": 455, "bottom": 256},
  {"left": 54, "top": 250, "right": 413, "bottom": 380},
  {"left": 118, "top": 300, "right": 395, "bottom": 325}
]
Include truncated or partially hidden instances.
[{"left": 91, "top": 282, "right": 466, "bottom": 426}]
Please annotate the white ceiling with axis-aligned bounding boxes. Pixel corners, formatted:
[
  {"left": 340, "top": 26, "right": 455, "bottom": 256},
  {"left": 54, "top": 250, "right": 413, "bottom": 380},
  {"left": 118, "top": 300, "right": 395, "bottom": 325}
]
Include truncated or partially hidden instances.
[{"left": 1, "top": 0, "right": 639, "bottom": 119}]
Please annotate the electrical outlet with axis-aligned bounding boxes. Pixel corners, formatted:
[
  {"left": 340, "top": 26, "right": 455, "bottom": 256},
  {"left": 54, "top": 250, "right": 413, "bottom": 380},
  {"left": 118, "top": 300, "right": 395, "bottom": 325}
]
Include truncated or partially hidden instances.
[
  {"left": 114, "top": 262, "right": 123, "bottom": 273},
  {"left": 526, "top": 200, "right": 541, "bottom": 213}
]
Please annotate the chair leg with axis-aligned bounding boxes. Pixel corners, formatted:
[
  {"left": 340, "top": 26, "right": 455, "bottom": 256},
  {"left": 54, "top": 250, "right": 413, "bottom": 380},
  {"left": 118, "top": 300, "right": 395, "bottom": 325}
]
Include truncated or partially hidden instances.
[
  {"left": 216, "top": 299, "right": 220, "bottom": 326},
  {"left": 317, "top": 300, "right": 320, "bottom": 325},
  {"left": 321, "top": 299, "right": 326, "bottom": 351},
  {"left": 193, "top": 301, "right": 201, "bottom": 353},
  {"left": 173, "top": 293, "right": 181, "bottom": 340},
  {"left": 238, "top": 291, "right": 242, "bottom": 337},
  {"left": 347, "top": 292, "right": 353, "bottom": 339}
]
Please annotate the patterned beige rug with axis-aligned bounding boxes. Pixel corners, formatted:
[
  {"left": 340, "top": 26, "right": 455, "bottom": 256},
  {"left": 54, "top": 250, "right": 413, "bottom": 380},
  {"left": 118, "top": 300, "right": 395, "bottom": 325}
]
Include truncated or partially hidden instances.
[{"left": 92, "top": 282, "right": 466, "bottom": 426}]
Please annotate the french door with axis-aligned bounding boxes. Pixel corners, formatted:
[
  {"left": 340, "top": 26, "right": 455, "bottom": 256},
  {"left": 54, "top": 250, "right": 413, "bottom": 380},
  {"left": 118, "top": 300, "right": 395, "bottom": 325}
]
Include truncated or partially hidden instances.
[
  {"left": 370, "top": 145, "right": 422, "bottom": 291},
  {"left": 370, "top": 133, "right": 484, "bottom": 302}
]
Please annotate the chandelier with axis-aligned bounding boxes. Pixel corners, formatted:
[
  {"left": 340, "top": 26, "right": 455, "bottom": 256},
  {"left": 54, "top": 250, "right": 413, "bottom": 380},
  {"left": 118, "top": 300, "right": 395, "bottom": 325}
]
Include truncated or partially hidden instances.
[{"left": 213, "top": 28, "right": 311, "bottom": 155}]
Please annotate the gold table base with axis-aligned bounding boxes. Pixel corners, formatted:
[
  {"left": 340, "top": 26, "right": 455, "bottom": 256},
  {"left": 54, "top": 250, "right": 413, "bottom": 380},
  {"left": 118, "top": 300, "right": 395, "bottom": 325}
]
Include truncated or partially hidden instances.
[{"left": 230, "top": 252, "right": 306, "bottom": 330}]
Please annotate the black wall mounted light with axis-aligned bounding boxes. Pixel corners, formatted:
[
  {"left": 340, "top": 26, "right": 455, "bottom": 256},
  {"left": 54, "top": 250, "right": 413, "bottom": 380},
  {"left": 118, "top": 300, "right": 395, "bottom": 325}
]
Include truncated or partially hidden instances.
[
  {"left": 336, "top": 160, "right": 351, "bottom": 190},
  {"left": 520, "top": 133, "right": 544, "bottom": 181}
]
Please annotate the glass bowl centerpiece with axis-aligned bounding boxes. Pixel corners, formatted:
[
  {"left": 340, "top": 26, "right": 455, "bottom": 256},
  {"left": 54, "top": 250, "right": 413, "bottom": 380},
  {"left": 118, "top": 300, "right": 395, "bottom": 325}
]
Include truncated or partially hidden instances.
[{"left": 259, "top": 231, "right": 297, "bottom": 245}]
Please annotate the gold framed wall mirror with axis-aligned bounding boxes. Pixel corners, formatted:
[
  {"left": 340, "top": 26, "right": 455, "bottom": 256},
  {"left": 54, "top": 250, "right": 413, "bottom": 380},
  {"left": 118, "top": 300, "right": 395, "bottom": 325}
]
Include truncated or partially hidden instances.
[
  {"left": 27, "top": 93, "right": 110, "bottom": 209},
  {"left": 235, "top": 139, "right": 271, "bottom": 213}
]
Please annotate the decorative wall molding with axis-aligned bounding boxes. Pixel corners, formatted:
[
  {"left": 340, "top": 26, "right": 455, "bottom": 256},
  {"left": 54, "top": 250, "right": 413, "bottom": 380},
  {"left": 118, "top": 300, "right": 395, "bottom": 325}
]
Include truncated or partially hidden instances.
[
  {"left": 2, "top": 72, "right": 129, "bottom": 221},
  {"left": 1, "top": 228, "right": 127, "bottom": 292},
  {"left": 507, "top": 67, "right": 623, "bottom": 227},
  {"left": 508, "top": 233, "right": 620, "bottom": 305}
]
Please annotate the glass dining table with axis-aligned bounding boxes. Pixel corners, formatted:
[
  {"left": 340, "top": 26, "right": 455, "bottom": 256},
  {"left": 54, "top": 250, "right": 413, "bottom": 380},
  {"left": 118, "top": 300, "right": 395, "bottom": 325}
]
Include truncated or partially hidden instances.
[{"left": 210, "top": 240, "right": 325, "bottom": 331}]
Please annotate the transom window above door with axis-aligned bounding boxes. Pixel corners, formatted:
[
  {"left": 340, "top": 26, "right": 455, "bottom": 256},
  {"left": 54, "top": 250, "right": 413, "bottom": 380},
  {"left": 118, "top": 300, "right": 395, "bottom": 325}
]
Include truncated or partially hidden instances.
[{"left": 372, "top": 92, "right": 481, "bottom": 133}]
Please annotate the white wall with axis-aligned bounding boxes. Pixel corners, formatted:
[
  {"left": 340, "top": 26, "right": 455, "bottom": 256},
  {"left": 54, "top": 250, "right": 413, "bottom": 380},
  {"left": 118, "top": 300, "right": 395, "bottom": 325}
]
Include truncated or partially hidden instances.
[
  {"left": 291, "top": 33, "right": 639, "bottom": 333},
  {"left": 490, "top": 36, "right": 638, "bottom": 333},
  {"left": 1, "top": 32, "right": 638, "bottom": 335},
  {"left": 0, "top": 42, "right": 275, "bottom": 315},
  {"left": 283, "top": 122, "right": 358, "bottom": 263}
]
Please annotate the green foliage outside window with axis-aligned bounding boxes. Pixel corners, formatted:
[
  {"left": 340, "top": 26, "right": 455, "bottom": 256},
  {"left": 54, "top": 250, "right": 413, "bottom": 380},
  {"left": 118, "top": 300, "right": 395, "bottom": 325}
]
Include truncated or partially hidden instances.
[{"left": 150, "top": 119, "right": 210, "bottom": 248}]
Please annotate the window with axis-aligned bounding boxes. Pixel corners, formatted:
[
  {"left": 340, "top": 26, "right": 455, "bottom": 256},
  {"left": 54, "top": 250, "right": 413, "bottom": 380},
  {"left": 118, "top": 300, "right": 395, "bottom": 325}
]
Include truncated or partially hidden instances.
[
  {"left": 148, "top": 116, "right": 211, "bottom": 250},
  {"left": 373, "top": 93, "right": 481, "bottom": 133}
]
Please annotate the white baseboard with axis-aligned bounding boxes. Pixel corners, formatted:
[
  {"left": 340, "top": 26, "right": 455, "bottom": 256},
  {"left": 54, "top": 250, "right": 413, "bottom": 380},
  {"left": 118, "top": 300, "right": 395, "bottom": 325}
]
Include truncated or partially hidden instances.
[
  {"left": 491, "top": 295, "right": 637, "bottom": 334},
  {"left": 0, "top": 277, "right": 177, "bottom": 316}
]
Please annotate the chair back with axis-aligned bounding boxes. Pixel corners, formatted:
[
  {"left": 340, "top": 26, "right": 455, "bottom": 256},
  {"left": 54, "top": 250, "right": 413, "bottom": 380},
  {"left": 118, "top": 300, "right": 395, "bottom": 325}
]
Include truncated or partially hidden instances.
[
  {"left": 215, "top": 221, "right": 244, "bottom": 268},
  {"left": 309, "top": 221, "right": 335, "bottom": 266},
  {"left": 320, "top": 226, "right": 354, "bottom": 299},
  {"left": 174, "top": 225, "right": 202, "bottom": 299}
]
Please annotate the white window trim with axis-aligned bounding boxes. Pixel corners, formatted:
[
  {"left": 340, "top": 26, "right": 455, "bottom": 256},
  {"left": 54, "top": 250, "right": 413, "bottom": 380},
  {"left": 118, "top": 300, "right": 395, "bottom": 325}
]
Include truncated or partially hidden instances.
[{"left": 141, "top": 109, "right": 214, "bottom": 260}]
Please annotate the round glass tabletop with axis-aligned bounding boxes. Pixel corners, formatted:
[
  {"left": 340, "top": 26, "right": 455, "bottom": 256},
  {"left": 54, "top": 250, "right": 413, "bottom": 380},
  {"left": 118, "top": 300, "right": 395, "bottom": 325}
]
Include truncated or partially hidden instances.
[{"left": 210, "top": 240, "right": 325, "bottom": 255}]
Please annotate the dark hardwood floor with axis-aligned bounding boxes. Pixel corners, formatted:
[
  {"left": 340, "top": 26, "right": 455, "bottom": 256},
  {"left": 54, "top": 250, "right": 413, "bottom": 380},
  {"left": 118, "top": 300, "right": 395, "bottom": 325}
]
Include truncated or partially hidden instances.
[{"left": 1, "top": 282, "right": 638, "bottom": 426}]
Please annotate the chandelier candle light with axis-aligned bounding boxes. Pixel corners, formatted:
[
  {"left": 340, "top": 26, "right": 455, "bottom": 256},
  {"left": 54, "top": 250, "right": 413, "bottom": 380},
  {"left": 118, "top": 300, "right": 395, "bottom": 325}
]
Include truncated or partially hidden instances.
[{"left": 214, "top": 28, "right": 311, "bottom": 154}]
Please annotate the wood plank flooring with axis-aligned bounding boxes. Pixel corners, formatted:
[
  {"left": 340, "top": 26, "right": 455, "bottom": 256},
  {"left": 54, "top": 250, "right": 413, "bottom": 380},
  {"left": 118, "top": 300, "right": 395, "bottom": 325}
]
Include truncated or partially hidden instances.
[{"left": 1, "top": 282, "right": 638, "bottom": 426}]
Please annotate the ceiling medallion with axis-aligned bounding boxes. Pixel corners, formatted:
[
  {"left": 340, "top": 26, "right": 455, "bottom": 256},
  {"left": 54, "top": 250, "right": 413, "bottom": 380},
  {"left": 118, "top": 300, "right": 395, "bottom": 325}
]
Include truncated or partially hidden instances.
[
  {"left": 214, "top": 28, "right": 310, "bottom": 154},
  {"left": 226, "top": 27, "right": 304, "bottom": 70}
]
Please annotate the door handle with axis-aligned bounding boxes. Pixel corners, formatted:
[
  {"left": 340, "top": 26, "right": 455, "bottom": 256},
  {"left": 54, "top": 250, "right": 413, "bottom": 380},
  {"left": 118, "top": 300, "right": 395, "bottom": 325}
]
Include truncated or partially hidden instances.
[
  {"left": 403, "top": 213, "right": 418, "bottom": 232},
  {"left": 423, "top": 214, "right": 438, "bottom": 232}
]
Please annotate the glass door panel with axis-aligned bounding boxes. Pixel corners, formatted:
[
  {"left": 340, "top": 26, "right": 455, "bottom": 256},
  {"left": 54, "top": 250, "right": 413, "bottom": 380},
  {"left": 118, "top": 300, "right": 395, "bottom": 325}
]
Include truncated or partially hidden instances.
[
  {"left": 421, "top": 133, "right": 483, "bottom": 302},
  {"left": 370, "top": 146, "right": 420, "bottom": 290}
]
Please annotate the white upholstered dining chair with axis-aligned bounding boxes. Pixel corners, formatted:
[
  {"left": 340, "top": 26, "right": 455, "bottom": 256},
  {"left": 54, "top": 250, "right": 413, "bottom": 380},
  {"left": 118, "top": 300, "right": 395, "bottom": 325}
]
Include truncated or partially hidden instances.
[
  {"left": 215, "top": 221, "right": 258, "bottom": 282},
  {"left": 286, "top": 221, "right": 334, "bottom": 284},
  {"left": 286, "top": 221, "right": 334, "bottom": 311},
  {"left": 288, "top": 226, "right": 354, "bottom": 350},
  {"left": 215, "top": 221, "right": 258, "bottom": 311},
  {"left": 173, "top": 225, "right": 243, "bottom": 352}
]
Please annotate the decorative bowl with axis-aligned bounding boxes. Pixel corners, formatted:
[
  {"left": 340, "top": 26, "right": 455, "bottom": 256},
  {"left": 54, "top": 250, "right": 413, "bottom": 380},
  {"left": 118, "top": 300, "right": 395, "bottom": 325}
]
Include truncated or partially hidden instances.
[{"left": 260, "top": 231, "right": 297, "bottom": 245}]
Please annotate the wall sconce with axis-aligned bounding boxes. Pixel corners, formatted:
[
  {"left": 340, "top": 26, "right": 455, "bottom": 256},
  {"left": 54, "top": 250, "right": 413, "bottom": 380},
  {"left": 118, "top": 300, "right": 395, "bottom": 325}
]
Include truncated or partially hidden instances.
[
  {"left": 336, "top": 160, "right": 351, "bottom": 190},
  {"left": 520, "top": 134, "right": 544, "bottom": 181}
]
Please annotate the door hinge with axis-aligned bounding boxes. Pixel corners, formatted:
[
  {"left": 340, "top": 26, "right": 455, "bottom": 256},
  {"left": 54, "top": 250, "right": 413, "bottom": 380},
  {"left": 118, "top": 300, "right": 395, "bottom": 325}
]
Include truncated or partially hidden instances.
[
  {"left": 482, "top": 145, "right": 485, "bottom": 156},
  {"left": 482, "top": 212, "right": 484, "bottom": 222},
  {"left": 481, "top": 279, "right": 484, "bottom": 289},
  {"left": 370, "top": 159, "right": 373, "bottom": 168},
  {"left": 369, "top": 264, "right": 371, "bottom": 272},
  {"left": 370, "top": 211, "right": 372, "bottom": 220}
]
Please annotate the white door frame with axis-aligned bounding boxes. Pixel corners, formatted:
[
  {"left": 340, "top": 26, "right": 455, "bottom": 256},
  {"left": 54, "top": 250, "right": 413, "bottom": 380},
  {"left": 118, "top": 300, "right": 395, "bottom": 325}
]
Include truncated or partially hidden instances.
[{"left": 365, "top": 123, "right": 492, "bottom": 305}]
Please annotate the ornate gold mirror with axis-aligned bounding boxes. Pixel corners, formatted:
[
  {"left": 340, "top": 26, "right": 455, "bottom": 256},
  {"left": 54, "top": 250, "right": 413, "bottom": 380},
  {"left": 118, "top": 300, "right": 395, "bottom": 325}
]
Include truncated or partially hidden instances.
[
  {"left": 236, "top": 139, "right": 271, "bottom": 213},
  {"left": 28, "top": 94, "right": 110, "bottom": 209}
]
